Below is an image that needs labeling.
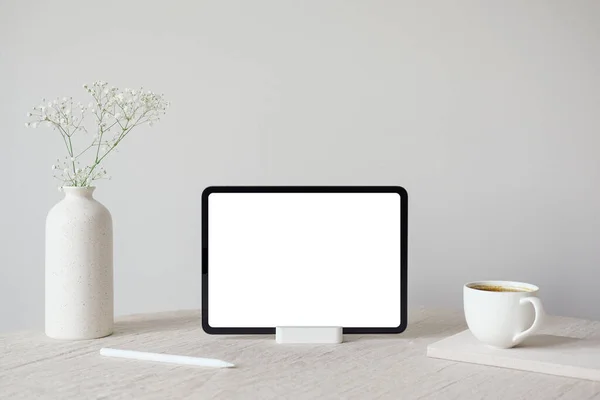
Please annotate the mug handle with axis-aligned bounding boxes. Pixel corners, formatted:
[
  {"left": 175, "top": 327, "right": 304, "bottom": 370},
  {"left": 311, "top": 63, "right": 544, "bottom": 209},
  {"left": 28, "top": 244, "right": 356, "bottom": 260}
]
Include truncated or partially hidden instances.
[{"left": 512, "top": 297, "right": 545, "bottom": 345}]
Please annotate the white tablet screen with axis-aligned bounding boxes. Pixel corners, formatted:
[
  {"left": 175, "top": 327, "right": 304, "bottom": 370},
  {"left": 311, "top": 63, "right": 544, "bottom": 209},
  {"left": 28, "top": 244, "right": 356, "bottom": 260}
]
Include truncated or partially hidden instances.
[{"left": 207, "top": 192, "right": 401, "bottom": 328}]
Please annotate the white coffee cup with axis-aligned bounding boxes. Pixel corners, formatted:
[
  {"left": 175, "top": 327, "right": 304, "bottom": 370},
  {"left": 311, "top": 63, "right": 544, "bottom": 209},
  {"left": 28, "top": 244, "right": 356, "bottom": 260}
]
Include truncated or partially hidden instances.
[{"left": 464, "top": 280, "right": 545, "bottom": 349}]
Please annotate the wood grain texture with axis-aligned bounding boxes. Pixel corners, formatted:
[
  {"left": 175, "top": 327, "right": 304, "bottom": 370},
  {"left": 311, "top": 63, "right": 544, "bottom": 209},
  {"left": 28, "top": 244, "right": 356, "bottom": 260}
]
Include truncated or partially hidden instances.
[{"left": 2, "top": 308, "right": 600, "bottom": 399}]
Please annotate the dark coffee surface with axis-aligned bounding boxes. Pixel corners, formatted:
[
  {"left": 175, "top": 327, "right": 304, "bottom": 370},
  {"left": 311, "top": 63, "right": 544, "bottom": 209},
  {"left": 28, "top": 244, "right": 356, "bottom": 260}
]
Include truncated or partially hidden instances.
[{"left": 469, "top": 284, "right": 533, "bottom": 293}]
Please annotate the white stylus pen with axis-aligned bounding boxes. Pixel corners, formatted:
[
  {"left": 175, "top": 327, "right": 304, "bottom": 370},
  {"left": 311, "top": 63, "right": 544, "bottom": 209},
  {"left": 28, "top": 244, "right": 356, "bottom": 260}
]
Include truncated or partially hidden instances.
[{"left": 100, "top": 348, "right": 235, "bottom": 368}]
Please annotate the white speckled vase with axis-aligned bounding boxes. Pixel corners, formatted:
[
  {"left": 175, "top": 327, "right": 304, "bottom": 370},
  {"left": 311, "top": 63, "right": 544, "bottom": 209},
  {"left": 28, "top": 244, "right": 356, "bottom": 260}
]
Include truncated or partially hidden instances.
[{"left": 45, "top": 186, "right": 113, "bottom": 340}]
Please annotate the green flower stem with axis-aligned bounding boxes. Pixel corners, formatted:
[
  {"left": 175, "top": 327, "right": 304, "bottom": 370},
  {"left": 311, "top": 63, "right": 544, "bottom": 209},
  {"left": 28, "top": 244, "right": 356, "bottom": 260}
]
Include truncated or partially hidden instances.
[
  {"left": 67, "top": 135, "right": 76, "bottom": 175},
  {"left": 82, "top": 110, "right": 148, "bottom": 185}
]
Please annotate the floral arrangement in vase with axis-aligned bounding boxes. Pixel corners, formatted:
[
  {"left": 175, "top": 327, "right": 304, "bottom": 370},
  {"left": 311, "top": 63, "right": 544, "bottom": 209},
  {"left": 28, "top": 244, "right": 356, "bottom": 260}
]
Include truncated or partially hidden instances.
[
  {"left": 27, "top": 81, "right": 169, "bottom": 340},
  {"left": 26, "top": 80, "right": 170, "bottom": 188}
]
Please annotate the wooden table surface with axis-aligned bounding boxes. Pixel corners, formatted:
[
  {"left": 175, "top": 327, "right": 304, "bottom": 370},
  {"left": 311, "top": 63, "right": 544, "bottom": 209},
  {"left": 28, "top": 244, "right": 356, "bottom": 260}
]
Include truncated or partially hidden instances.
[{"left": 2, "top": 308, "right": 600, "bottom": 399}]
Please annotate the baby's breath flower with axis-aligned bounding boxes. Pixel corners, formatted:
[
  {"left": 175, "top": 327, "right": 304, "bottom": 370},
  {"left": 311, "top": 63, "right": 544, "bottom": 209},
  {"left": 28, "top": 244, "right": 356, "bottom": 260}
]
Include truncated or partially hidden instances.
[{"left": 27, "top": 80, "right": 169, "bottom": 187}]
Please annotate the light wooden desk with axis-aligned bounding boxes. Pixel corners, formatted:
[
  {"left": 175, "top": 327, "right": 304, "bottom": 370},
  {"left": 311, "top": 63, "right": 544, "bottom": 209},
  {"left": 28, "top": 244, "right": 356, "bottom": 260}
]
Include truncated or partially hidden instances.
[{"left": 2, "top": 308, "right": 600, "bottom": 399}]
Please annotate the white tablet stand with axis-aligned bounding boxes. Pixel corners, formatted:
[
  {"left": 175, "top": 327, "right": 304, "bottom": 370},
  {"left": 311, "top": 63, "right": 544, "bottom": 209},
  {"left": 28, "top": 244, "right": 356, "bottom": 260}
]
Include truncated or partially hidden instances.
[{"left": 275, "top": 326, "right": 343, "bottom": 344}]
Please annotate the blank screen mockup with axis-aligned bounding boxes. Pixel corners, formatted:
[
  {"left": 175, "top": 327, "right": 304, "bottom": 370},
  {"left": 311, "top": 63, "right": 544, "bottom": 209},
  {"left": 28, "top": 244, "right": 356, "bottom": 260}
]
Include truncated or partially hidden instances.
[{"left": 208, "top": 192, "right": 401, "bottom": 328}]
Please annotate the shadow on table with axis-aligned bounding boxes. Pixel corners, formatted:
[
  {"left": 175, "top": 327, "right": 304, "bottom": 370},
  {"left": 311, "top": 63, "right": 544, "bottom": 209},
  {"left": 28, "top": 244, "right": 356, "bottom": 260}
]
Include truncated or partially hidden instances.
[
  {"left": 345, "top": 318, "right": 466, "bottom": 342},
  {"left": 111, "top": 312, "right": 201, "bottom": 337},
  {"left": 517, "top": 334, "right": 583, "bottom": 349},
  {"left": 219, "top": 335, "right": 273, "bottom": 341},
  {"left": 402, "top": 317, "right": 467, "bottom": 339}
]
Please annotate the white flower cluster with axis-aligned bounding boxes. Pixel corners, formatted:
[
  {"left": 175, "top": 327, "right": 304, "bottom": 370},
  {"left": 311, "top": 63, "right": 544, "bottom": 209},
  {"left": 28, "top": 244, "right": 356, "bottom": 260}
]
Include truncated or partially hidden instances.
[
  {"left": 26, "top": 97, "right": 88, "bottom": 133},
  {"left": 26, "top": 81, "right": 169, "bottom": 188},
  {"left": 51, "top": 158, "right": 110, "bottom": 187}
]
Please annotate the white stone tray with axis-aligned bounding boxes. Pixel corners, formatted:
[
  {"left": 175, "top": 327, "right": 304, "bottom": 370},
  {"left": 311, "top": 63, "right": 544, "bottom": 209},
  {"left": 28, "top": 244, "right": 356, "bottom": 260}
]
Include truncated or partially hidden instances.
[{"left": 427, "top": 329, "right": 600, "bottom": 381}]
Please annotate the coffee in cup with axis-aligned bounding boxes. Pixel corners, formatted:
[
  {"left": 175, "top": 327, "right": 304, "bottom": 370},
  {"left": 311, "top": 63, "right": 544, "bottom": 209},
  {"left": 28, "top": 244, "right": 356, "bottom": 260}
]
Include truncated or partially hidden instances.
[
  {"left": 464, "top": 280, "right": 545, "bottom": 348},
  {"left": 468, "top": 284, "right": 534, "bottom": 293}
]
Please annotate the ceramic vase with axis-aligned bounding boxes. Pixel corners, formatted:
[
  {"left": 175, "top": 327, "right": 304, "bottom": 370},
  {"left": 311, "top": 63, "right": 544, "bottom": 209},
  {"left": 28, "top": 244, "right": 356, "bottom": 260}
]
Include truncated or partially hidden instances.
[{"left": 45, "top": 186, "right": 113, "bottom": 339}]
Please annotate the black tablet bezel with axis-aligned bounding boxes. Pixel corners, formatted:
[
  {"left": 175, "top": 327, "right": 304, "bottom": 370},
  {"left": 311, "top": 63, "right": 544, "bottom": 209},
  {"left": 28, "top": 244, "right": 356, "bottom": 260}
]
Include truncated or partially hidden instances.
[{"left": 202, "top": 186, "right": 408, "bottom": 334}]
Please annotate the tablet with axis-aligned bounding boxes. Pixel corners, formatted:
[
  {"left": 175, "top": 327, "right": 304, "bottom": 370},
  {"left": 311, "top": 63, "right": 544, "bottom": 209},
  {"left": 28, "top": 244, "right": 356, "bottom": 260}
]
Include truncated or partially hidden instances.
[{"left": 202, "top": 186, "right": 407, "bottom": 334}]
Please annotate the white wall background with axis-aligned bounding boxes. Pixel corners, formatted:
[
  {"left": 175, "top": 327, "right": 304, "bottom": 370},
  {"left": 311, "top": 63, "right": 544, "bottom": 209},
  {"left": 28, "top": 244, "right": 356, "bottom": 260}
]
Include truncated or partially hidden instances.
[{"left": 1, "top": 0, "right": 599, "bottom": 332}]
